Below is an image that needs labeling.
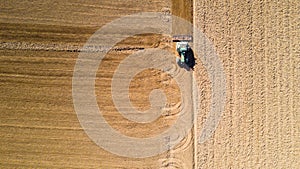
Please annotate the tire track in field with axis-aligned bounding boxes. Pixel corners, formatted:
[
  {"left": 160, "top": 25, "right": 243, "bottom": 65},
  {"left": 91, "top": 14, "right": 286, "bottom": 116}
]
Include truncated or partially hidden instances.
[
  {"left": 289, "top": 1, "right": 300, "bottom": 168},
  {"left": 251, "top": 0, "right": 266, "bottom": 167},
  {"left": 266, "top": 1, "right": 280, "bottom": 167}
]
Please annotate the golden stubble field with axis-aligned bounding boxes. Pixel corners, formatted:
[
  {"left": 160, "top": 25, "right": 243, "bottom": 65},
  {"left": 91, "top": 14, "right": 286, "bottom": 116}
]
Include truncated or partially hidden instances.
[{"left": 0, "top": 0, "right": 299, "bottom": 168}]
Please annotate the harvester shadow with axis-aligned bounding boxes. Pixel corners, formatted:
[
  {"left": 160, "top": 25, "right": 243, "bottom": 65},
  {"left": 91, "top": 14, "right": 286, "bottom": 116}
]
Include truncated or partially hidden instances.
[{"left": 176, "top": 49, "right": 196, "bottom": 71}]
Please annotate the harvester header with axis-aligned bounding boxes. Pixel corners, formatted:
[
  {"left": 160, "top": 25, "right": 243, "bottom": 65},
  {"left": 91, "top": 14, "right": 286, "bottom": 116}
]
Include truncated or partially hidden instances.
[{"left": 172, "top": 35, "right": 193, "bottom": 42}]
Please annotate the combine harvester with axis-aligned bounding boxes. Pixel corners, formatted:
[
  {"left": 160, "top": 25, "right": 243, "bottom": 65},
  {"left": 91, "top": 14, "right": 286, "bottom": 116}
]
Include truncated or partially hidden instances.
[{"left": 172, "top": 35, "right": 196, "bottom": 70}]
